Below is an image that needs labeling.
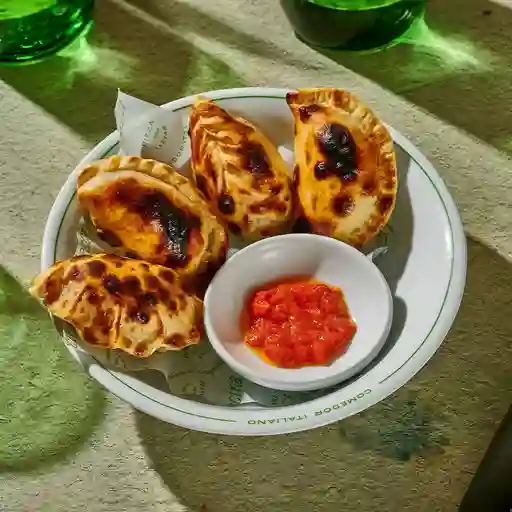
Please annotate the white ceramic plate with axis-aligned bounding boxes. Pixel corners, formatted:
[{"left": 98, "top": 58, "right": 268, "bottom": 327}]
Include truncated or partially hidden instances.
[{"left": 41, "top": 87, "right": 467, "bottom": 436}]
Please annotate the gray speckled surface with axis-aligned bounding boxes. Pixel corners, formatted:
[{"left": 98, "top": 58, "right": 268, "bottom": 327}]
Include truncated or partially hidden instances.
[{"left": 1, "top": 0, "right": 511, "bottom": 510}]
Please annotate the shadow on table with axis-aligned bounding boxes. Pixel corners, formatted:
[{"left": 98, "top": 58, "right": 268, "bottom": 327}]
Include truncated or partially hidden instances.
[
  {"left": 317, "top": 0, "right": 512, "bottom": 155},
  {"left": 367, "top": 143, "right": 413, "bottom": 365},
  {"left": 0, "top": 267, "right": 106, "bottom": 473},
  {"left": 135, "top": 238, "right": 512, "bottom": 512},
  {"left": 0, "top": 0, "right": 245, "bottom": 143},
  {"left": 124, "top": 0, "right": 315, "bottom": 71}
]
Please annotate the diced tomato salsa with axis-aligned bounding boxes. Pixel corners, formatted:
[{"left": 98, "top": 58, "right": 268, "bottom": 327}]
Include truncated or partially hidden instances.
[{"left": 241, "top": 277, "right": 356, "bottom": 368}]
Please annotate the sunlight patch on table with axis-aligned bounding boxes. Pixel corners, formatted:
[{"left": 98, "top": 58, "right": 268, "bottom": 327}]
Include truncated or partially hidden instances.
[
  {"left": 403, "top": 18, "right": 493, "bottom": 74},
  {"left": 488, "top": 0, "right": 512, "bottom": 8},
  {"left": 56, "top": 29, "right": 136, "bottom": 89}
]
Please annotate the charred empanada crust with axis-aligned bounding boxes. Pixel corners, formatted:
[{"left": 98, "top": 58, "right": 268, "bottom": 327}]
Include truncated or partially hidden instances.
[
  {"left": 30, "top": 254, "right": 203, "bottom": 357},
  {"left": 287, "top": 88, "right": 397, "bottom": 246},
  {"left": 77, "top": 156, "right": 228, "bottom": 279},
  {"left": 189, "top": 97, "right": 293, "bottom": 241}
]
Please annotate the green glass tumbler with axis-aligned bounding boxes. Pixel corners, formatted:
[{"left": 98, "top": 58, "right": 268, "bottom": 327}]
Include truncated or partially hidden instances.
[
  {"left": 0, "top": 0, "right": 94, "bottom": 64},
  {"left": 281, "top": 0, "right": 427, "bottom": 51}
]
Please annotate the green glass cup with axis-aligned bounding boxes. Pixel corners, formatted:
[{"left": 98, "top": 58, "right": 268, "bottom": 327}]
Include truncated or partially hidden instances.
[
  {"left": 0, "top": 0, "right": 94, "bottom": 64},
  {"left": 281, "top": 0, "right": 427, "bottom": 51}
]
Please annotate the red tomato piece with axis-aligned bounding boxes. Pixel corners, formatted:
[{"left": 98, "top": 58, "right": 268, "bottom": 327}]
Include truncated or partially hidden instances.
[
  {"left": 311, "top": 341, "right": 331, "bottom": 364},
  {"left": 252, "top": 299, "right": 270, "bottom": 318},
  {"left": 269, "top": 303, "right": 289, "bottom": 323},
  {"left": 245, "top": 332, "right": 263, "bottom": 347},
  {"left": 242, "top": 278, "right": 357, "bottom": 369},
  {"left": 296, "top": 343, "right": 314, "bottom": 364}
]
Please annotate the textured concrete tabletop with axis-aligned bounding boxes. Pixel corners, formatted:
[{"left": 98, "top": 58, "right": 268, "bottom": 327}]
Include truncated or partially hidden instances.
[{"left": 1, "top": 0, "right": 511, "bottom": 511}]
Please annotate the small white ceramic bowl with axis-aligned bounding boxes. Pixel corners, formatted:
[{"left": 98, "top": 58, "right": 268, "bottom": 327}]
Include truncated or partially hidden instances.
[{"left": 204, "top": 234, "right": 393, "bottom": 392}]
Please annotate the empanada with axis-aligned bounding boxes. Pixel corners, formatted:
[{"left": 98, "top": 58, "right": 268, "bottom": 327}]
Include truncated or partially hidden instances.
[
  {"left": 30, "top": 254, "right": 202, "bottom": 357},
  {"left": 287, "top": 88, "right": 397, "bottom": 246},
  {"left": 77, "top": 156, "right": 227, "bottom": 281},
  {"left": 189, "top": 97, "right": 293, "bottom": 240}
]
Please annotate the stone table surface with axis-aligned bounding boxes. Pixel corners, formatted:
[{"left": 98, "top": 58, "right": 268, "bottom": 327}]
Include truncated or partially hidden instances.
[{"left": 0, "top": 0, "right": 511, "bottom": 511}]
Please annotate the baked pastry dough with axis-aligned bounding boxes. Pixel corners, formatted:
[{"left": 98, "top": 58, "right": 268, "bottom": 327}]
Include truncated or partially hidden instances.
[
  {"left": 30, "top": 254, "right": 203, "bottom": 357},
  {"left": 189, "top": 97, "right": 293, "bottom": 240},
  {"left": 77, "top": 156, "right": 227, "bottom": 280},
  {"left": 287, "top": 88, "right": 397, "bottom": 246}
]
